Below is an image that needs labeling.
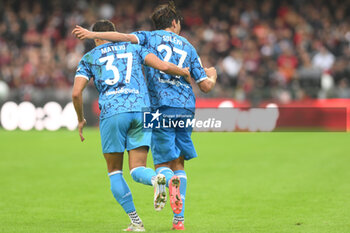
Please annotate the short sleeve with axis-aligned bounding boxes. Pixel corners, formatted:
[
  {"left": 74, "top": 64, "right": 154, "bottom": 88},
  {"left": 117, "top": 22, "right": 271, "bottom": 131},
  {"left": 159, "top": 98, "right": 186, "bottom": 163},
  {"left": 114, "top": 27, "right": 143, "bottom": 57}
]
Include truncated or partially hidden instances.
[
  {"left": 131, "top": 31, "right": 151, "bottom": 46},
  {"left": 190, "top": 46, "right": 208, "bottom": 83},
  {"left": 75, "top": 58, "right": 92, "bottom": 80},
  {"left": 135, "top": 45, "right": 151, "bottom": 64}
]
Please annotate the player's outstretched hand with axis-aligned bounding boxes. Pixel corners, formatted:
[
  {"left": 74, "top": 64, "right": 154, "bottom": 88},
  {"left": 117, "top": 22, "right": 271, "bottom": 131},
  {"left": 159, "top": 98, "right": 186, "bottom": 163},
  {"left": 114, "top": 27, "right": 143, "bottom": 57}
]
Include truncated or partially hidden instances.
[
  {"left": 78, "top": 119, "right": 87, "bottom": 142},
  {"left": 204, "top": 67, "right": 217, "bottom": 79},
  {"left": 72, "top": 25, "right": 93, "bottom": 40},
  {"left": 182, "top": 67, "right": 192, "bottom": 84}
]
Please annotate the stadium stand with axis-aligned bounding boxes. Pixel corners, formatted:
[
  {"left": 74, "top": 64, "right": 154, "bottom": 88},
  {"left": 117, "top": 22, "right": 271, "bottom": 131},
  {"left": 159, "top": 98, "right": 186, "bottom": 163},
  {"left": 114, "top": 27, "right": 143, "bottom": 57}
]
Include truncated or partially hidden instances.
[{"left": 1, "top": 0, "right": 350, "bottom": 104}]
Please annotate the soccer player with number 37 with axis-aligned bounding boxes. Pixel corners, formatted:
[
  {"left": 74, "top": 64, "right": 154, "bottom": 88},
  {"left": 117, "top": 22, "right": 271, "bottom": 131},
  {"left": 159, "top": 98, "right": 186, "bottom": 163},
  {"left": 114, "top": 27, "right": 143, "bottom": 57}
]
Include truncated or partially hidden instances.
[
  {"left": 73, "top": 1, "right": 217, "bottom": 231},
  {"left": 72, "top": 20, "right": 191, "bottom": 232}
]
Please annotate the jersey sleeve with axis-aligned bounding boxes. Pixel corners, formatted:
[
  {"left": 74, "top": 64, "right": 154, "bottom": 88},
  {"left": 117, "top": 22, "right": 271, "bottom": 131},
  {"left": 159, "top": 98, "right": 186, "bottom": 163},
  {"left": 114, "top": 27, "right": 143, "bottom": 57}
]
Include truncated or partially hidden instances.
[
  {"left": 135, "top": 45, "right": 151, "bottom": 64},
  {"left": 190, "top": 46, "right": 208, "bottom": 83},
  {"left": 131, "top": 31, "right": 151, "bottom": 46},
  {"left": 75, "top": 57, "right": 92, "bottom": 80}
]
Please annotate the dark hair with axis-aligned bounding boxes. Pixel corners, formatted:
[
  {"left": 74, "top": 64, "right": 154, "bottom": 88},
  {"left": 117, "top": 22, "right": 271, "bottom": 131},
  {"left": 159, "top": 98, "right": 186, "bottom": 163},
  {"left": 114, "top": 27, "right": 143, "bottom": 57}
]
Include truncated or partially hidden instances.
[
  {"left": 92, "top": 20, "right": 116, "bottom": 32},
  {"left": 150, "top": 1, "right": 183, "bottom": 30}
]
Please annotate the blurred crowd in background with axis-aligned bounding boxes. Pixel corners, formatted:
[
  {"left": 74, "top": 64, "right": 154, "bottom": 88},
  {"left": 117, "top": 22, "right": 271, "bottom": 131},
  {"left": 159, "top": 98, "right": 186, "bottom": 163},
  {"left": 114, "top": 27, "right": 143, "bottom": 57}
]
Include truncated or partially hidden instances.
[{"left": 1, "top": 0, "right": 350, "bottom": 104}]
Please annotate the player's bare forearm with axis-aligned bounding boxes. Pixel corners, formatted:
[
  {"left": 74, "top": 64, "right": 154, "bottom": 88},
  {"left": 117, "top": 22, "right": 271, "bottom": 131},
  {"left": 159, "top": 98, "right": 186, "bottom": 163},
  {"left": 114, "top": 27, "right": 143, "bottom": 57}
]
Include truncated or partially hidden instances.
[
  {"left": 72, "top": 76, "right": 88, "bottom": 141},
  {"left": 72, "top": 93, "right": 84, "bottom": 122},
  {"left": 72, "top": 91, "right": 87, "bottom": 142},
  {"left": 72, "top": 77, "right": 88, "bottom": 121},
  {"left": 163, "top": 62, "right": 190, "bottom": 77},
  {"left": 198, "top": 67, "right": 217, "bottom": 93},
  {"left": 72, "top": 25, "right": 138, "bottom": 43},
  {"left": 94, "top": 32, "right": 138, "bottom": 43},
  {"left": 144, "top": 53, "right": 191, "bottom": 79},
  {"left": 198, "top": 78, "right": 215, "bottom": 93}
]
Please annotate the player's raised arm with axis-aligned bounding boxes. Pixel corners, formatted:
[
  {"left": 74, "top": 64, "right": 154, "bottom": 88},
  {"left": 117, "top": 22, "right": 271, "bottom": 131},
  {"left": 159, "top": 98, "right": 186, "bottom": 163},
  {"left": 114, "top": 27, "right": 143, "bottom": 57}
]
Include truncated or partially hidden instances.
[
  {"left": 144, "top": 53, "right": 191, "bottom": 80},
  {"left": 72, "top": 76, "right": 89, "bottom": 142},
  {"left": 198, "top": 67, "right": 217, "bottom": 93},
  {"left": 72, "top": 25, "right": 138, "bottom": 44}
]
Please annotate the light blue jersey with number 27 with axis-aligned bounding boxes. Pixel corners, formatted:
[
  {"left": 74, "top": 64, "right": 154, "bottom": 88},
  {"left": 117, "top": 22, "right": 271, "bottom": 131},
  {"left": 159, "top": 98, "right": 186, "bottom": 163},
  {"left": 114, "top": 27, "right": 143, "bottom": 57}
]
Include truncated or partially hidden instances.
[
  {"left": 132, "top": 30, "right": 208, "bottom": 111},
  {"left": 75, "top": 42, "right": 151, "bottom": 119}
]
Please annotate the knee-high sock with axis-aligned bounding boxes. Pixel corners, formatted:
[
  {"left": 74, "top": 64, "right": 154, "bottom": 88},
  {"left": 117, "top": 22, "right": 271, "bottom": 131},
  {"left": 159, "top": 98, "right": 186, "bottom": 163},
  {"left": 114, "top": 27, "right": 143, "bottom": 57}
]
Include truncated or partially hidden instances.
[
  {"left": 130, "top": 166, "right": 156, "bottom": 186},
  {"left": 156, "top": 167, "right": 174, "bottom": 188},
  {"left": 109, "top": 170, "right": 136, "bottom": 214},
  {"left": 173, "top": 170, "right": 187, "bottom": 221}
]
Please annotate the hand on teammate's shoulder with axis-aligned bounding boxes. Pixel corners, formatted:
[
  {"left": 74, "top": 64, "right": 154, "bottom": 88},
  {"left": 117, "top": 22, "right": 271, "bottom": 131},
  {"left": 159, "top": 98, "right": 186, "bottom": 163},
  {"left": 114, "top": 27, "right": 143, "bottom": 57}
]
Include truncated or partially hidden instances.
[
  {"left": 72, "top": 25, "right": 93, "bottom": 40},
  {"left": 182, "top": 67, "right": 192, "bottom": 84}
]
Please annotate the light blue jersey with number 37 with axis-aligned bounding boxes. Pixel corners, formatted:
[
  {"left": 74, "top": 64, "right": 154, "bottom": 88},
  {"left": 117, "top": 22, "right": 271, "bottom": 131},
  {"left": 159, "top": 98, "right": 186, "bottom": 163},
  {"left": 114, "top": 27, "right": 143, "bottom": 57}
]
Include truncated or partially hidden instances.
[
  {"left": 132, "top": 30, "right": 208, "bottom": 111},
  {"left": 75, "top": 42, "right": 151, "bottom": 119}
]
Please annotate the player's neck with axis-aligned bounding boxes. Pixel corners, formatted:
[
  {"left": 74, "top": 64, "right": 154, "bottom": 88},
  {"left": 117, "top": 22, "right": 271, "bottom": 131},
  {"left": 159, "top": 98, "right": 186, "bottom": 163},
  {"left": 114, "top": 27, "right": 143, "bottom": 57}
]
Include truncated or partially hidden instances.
[
  {"left": 164, "top": 28, "right": 178, "bottom": 35},
  {"left": 94, "top": 40, "right": 111, "bottom": 47}
]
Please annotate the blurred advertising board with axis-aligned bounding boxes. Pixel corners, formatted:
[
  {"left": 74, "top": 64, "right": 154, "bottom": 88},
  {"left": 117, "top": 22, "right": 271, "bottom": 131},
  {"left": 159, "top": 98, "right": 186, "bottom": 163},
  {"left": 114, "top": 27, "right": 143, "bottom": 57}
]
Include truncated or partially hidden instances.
[
  {"left": 0, "top": 98, "right": 349, "bottom": 132},
  {"left": 195, "top": 99, "right": 349, "bottom": 132}
]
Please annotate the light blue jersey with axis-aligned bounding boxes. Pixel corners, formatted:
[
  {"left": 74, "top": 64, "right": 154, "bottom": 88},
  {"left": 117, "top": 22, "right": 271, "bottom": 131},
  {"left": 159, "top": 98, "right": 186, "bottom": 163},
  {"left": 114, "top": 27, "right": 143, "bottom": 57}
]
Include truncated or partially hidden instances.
[
  {"left": 75, "top": 42, "right": 151, "bottom": 119},
  {"left": 132, "top": 30, "right": 207, "bottom": 111}
]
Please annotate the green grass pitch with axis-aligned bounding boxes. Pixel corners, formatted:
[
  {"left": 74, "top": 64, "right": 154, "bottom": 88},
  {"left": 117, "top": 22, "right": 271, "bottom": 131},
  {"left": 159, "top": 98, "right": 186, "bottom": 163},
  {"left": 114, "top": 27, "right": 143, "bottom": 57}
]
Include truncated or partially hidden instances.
[{"left": 1, "top": 129, "right": 350, "bottom": 233}]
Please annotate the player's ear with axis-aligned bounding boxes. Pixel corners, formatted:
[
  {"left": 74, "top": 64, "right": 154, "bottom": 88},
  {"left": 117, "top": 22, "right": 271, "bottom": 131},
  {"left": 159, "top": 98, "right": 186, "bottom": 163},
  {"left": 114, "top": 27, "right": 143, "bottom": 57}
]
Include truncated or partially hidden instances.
[
  {"left": 171, "top": 19, "right": 177, "bottom": 28},
  {"left": 176, "top": 19, "right": 181, "bottom": 33}
]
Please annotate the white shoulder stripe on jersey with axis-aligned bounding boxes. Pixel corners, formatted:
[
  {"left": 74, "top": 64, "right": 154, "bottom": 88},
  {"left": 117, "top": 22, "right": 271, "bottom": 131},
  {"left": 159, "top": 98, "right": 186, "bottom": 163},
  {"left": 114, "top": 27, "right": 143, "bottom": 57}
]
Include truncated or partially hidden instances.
[
  {"left": 198, "top": 57, "right": 203, "bottom": 67},
  {"left": 108, "top": 170, "right": 123, "bottom": 176},
  {"left": 130, "top": 166, "right": 146, "bottom": 175},
  {"left": 196, "top": 76, "right": 208, "bottom": 83},
  {"left": 134, "top": 35, "right": 140, "bottom": 45},
  {"left": 75, "top": 75, "right": 90, "bottom": 81}
]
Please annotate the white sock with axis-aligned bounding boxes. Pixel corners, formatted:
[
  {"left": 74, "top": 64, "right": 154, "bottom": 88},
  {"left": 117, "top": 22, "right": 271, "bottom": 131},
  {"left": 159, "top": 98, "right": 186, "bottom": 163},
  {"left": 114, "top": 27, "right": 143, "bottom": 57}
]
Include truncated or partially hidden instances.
[
  {"left": 128, "top": 211, "right": 142, "bottom": 225},
  {"left": 173, "top": 216, "right": 184, "bottom": 224}
]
